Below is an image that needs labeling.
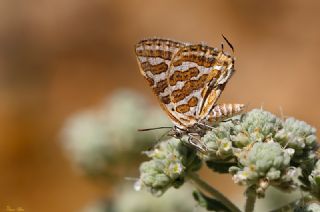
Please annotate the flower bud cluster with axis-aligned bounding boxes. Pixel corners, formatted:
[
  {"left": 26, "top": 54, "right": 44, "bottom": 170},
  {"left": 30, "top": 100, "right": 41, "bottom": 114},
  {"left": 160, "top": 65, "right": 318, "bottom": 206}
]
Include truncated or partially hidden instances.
[
  {"left": 275, "top": 118, "right": 317, "bottom": 158},
  {"left": 202, "top": 109, "right": 283, "bottom": 161},
  {"left": 230, "top": 141, "right": 296, "bottom": 196},
  {"left": 201, "top": 109, "right": 317, "bottom": 196},
  {"left": 61, "top": 90, "right": 170, "bottom": 178},
  {"left": 309, "top": 160, "right": 320, "bottom": 199},
  {"left": 136, "top": 138, "right": 201, "bottom": 196},
  {"left": 201, "top": 121, "right": 235, "bottom": 160}
]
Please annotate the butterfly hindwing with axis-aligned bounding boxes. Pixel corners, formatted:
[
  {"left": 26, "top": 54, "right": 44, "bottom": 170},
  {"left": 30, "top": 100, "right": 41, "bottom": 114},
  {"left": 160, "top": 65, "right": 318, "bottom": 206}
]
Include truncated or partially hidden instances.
[
  {"left": 167, "top": 44, "right": 235, "bottom": 126},
  {"left": 198, "top": 51, "right": 235, "bottom": 119}
]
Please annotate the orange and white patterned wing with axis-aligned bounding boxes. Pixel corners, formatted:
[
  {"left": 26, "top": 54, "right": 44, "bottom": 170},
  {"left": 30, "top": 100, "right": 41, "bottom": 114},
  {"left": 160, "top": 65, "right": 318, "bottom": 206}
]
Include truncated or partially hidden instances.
[
  {"left": 197, "top": 49, "right": 236, "bottom": 119},
  {"left": 135, "top": 38, "right": 188, "bottom": 129},
  {"left": 167, "top": 44, "right": 235, "bottom": 126}
]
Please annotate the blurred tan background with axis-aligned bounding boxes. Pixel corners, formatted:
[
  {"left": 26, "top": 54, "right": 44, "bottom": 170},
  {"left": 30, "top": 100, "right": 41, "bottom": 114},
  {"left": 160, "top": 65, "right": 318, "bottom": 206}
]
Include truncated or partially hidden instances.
[{"left": 0, "top": 0, "right": 319, "bottom": 211}]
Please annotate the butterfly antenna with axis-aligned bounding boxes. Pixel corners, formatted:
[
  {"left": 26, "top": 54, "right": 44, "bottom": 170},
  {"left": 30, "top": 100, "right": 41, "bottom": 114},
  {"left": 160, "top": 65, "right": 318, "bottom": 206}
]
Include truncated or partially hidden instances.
[
  {"left": 222, "top": 34, "right": 234, "bottom": 53},
  {"left": 143, "top": 129, "right": 171, "bottom": 153},
  {"left": 138, "top": 126, "right": 172, "bottom": 131}
]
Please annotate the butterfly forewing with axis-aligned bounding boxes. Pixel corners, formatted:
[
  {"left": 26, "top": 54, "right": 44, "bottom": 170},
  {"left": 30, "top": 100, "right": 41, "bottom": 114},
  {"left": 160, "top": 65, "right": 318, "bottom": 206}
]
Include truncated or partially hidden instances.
[{"left": 135, "top": 38, "right": 187, "bottom": 128}]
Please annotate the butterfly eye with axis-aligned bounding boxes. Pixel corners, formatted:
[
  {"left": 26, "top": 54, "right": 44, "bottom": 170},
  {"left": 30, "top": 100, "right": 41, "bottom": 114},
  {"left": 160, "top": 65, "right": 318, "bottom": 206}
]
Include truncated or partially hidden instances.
[{"left": 208, "top": 57, "right": 215, "bottom": 63}]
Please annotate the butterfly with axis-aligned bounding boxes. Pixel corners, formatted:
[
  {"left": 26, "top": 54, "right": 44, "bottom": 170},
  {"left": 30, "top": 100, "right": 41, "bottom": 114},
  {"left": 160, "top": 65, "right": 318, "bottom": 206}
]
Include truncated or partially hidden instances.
[{"left": 135, "top": 37, "right": 244, "bottom": 151}]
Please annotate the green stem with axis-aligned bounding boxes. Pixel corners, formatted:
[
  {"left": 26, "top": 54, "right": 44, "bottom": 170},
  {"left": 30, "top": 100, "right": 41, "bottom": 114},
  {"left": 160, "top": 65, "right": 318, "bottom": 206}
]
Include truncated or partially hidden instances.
[
  {"left": 244, "top": 186, "right": 256, "bottom": 212},
  {"left": 188, "top": 172, "right": 241, "bottom": 212}
]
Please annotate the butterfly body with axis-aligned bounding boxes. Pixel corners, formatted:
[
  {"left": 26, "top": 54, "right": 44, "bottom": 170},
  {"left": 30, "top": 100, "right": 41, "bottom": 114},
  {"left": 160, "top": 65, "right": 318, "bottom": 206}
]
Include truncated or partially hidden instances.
[{"left": 135, "top": 38, "right": 244, "bottom": 151}]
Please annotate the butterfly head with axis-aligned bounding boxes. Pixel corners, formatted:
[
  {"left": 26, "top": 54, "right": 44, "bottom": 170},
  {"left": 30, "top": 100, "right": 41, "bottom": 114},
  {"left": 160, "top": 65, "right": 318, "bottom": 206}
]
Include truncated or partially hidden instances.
[{"left": 167, "top": 126, "right": 187, "bottom": 139}]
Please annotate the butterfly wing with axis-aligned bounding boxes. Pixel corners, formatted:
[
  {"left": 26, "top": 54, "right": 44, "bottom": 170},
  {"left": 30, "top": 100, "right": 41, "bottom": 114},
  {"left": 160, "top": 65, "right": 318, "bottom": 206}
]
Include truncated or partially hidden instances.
[
  {"left": 197, "top": 51, "right": 235, "bottom": 119},
  {"left": 135, "top": 38, "right": 188, "bottom": 128},
  {"left": 167, "top": 44, "right": 235, "bottom": 126}
]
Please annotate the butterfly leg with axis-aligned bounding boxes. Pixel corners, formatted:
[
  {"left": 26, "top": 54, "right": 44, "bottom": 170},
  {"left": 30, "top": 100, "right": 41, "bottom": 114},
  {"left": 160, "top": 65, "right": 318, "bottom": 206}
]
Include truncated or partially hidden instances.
[
  {"left": 220, "top": 119, "right": 231, "bottom": 123},
  {"left": 187, "top": 133, "right": 208, "bottom": 153},
  {"left": 223, "top": 113, "right": 245, "bottom": 125},
  {"left": 196, "top": 122, "right": 214, "bottom": 130}
]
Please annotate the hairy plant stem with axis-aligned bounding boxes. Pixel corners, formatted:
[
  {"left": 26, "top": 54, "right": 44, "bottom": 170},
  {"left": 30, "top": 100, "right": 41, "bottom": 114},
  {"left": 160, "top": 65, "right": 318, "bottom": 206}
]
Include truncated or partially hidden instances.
[
  {"left": 244, "top": 186, "right": 256, "bottom": 212},
  {"left": 188, "top": 172, "right": 241, "bottom": 212}
]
